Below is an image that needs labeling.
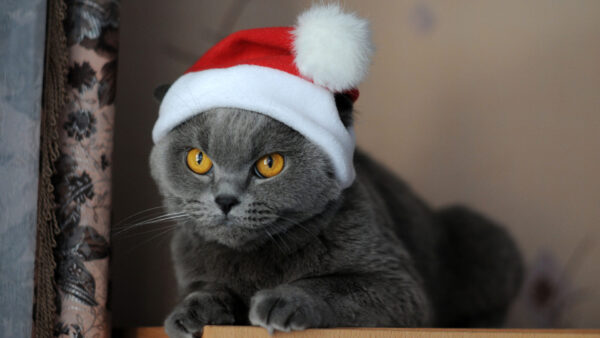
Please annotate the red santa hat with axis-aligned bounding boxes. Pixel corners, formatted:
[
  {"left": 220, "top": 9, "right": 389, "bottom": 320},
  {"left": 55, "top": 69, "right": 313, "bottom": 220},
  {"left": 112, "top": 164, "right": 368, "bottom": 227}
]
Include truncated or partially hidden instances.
[{"left": 153, "top": 4, "right": 373, "bottom": 188}]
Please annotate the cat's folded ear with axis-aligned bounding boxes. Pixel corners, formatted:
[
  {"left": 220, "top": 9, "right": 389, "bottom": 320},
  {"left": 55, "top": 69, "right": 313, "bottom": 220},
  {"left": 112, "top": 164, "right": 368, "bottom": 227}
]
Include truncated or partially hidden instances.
[
  {"left": 334, "top": 93, "right": 354, "bottom": 128},
  {"left": 153, "top": 83, "right": 171, "bottom": 103}
]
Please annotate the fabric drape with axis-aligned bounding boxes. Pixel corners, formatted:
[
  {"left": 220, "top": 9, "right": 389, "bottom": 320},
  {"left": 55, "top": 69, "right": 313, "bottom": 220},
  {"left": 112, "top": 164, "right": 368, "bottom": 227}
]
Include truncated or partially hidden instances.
[
  {"left": 34, "top": 0, "right": 68, "bottom": 335},
  {"left": 0, "top": 0, "right": 48, "bottom": 337},
  {"left": 52, "top": 1, "right": 119, "bottom": 337}
]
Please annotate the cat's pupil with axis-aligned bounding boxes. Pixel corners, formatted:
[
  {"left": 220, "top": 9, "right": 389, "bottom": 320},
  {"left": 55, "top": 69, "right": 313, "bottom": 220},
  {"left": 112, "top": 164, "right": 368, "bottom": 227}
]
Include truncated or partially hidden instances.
[
  {"left": 266, "top": 156, "right": 273, "bottom": 168},
  {"left": 196, "top": 151, "right": 203, "bottom": 164}
]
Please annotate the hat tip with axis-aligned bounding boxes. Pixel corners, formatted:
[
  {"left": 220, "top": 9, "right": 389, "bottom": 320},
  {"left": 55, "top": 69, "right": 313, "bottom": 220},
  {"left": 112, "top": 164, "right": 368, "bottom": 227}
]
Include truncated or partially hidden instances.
[{"left": 292, "top": 3, "right": 374, "bottom": 92}]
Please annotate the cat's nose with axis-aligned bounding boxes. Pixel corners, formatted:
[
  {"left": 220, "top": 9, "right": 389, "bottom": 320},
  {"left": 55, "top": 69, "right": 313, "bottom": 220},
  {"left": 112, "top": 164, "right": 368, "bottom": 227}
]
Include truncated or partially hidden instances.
[{"left": 215, "top": 195, "right": 240, "bottom": 215}]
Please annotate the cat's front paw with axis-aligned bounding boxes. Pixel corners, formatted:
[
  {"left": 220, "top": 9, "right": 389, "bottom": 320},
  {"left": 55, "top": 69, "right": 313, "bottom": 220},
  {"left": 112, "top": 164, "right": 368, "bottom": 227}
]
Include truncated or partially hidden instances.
[
  {"left": 164, "top": 291, "right": 235, "bottom": 338},
  {"left": 249, "top": 286, "right": 325, "bottom": 333}
]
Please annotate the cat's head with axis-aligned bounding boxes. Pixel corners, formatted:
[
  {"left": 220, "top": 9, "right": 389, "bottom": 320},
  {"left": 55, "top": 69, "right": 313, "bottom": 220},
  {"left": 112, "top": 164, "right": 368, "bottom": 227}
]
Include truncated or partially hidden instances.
[
  {"left": 150, "top": 94, "right": 354, "bottom": 250},
  {"left": 150, "top": 3, "right": 372, "bottom": 250}
]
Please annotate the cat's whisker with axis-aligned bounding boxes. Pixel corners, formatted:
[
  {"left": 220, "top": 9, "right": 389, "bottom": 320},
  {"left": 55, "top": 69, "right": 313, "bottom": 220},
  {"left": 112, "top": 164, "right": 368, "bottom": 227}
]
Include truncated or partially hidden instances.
[
  {"left": 267, "top": 221, "right": 301, "bottom": 252},
  {"left": 111, "top": 209, "right": 173, "bottom": 231},
  {"left": 111, "top": 205, "right": 166, "bottom": 228},
  {"left": 157, "top": 222, "right": 184, "bottom": 248},
  {"left": 111, "top": 212, "right": 188, "bottom": 236},
  {"left": 124, "top": 223, "right": 180, "bottom": 254},
  {"left": 117, "top": 222, "right": 184, "bottom": 239},
  {"left": 128, "top": 212, "right": 188, "bottom": 225},
  {"left": 113, "top": 210, "right": 182, "bottom": 229},
  {"left": 274, "top": 214, "right": 319, "bottom": 239},
  {"left": 247, "top": 207, "right": 320, "bottom": 249},
  {"left": 274, "top": 224, "right": 305, "bottom": 251},
  {"left": 264, "top": 228, "right": 286, "bottom": 254}
]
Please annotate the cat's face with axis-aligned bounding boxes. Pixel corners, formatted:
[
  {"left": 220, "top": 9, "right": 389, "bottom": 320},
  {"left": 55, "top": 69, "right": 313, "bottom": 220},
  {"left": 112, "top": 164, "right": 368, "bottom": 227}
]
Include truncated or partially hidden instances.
[{"left": 150, "top": 108, "right": 342, "bottom": 249}]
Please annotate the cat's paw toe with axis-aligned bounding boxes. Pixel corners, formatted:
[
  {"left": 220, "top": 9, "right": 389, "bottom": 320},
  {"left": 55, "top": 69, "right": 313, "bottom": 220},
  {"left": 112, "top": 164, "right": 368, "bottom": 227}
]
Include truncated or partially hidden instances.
[
  {"left": 164, "top": 312, "right": 195, "bottom": 338},
  {"left": 249, "top": 287, "right": 321, "bottom": 333},
  {"left": 164, "top": 291, "right": 235, "bottom": 338}
]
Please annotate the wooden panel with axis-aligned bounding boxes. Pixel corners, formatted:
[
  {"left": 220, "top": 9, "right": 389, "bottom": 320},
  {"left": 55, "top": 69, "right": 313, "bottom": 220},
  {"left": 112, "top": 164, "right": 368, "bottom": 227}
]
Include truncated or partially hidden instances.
[{"left": 118, "top": 326, "right": 600, "bottom": 338}]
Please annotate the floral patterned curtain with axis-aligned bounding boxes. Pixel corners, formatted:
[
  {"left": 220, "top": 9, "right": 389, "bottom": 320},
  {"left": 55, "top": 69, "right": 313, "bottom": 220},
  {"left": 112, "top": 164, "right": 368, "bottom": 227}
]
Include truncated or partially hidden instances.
[
  {"left": 52, "top": 0, "right": 119, "bottom": 337},
  {"left": 1, "top": 0, "right": 119, "bottom": 335}
]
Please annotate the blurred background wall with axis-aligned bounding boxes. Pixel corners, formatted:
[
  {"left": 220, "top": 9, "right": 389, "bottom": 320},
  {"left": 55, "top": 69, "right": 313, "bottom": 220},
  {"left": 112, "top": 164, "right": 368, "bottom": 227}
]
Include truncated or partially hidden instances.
[{"left": 111, "top": 0, "right": 600, "bottom": 328}]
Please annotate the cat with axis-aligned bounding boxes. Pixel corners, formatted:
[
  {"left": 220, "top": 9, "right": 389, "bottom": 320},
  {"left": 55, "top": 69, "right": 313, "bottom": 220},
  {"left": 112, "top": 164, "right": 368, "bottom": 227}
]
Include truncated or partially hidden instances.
[{"left": 149, "top": 92, "right": 523, "bottom": 338}]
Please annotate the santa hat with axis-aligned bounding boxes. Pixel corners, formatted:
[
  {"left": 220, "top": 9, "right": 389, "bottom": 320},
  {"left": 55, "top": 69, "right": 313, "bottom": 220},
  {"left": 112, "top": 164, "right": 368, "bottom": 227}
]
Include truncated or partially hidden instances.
[{"left": 153, "top": 4, "right": 373, "bottom": 188}]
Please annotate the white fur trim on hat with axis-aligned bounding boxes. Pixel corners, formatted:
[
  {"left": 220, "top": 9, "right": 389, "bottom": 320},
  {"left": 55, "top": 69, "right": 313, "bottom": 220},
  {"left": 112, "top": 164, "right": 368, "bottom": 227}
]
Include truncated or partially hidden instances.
[
  {"left": 153, "top": 65, "right": 356, "bottom": 188},
  {"left": 292, "top": 4, "right": 374, "bottom": 92}
]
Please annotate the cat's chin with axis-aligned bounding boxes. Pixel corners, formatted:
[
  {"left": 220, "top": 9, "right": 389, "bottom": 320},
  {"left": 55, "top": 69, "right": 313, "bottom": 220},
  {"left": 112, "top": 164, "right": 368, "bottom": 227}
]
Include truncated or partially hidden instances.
[
  {"left": 191, "top": 219, "right": 293, "bottom": 252},
  {"left": 203, "top": 230, "right": 279, "bottom": 252},
  {"left": 213, "top": 234, "right": 272, "bottom": 251}
]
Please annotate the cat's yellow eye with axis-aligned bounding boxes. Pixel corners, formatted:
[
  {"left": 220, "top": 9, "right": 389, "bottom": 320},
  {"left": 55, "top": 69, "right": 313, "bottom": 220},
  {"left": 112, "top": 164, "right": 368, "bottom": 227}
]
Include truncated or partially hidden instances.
[
  {"left": 255, "top": 153, "right": 284, "bottom": 178},
  {"left": 186, "top": 148, "right": 213, "bottom": 174}
]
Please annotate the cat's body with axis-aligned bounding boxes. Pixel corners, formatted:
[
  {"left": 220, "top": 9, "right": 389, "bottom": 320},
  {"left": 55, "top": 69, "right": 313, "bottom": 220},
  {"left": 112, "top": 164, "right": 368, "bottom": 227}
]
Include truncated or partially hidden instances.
[{"left": 150, "top": 107, "right": 523, "bottom": 337}]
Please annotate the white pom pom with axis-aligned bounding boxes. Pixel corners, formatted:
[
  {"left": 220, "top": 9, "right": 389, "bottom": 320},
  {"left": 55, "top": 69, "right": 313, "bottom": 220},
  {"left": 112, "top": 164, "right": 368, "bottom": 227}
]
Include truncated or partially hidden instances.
[{"left": 292, "top": 3, "right": 374, "bottom": 92}]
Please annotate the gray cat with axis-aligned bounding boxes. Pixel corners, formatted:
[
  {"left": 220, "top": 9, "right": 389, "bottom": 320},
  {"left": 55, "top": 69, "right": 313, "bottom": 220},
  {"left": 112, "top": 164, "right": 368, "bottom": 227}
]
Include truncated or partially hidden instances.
[{"left": 149, "top": 92, "right": 523, "bottom": 337}]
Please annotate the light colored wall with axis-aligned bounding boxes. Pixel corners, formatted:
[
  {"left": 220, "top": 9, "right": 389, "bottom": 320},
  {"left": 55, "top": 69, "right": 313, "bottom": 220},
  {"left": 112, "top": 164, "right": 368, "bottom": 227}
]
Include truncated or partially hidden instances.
[
  {"left": 112, "top": 0, "right": 600, "bottom": 328},
  {"left": 342, "top": 0, "right": 600, "bottom": 328}
]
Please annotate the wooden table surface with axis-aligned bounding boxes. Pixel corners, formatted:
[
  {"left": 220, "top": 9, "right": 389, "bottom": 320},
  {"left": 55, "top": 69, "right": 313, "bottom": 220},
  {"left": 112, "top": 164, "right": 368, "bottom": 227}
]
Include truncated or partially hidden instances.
[{"left": 118, "top": 326, "right": 600, "bottom": 338}]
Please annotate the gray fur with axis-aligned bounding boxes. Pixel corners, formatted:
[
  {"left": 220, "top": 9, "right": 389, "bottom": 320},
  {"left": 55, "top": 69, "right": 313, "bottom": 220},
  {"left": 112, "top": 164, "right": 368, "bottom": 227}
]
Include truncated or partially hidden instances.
[{"left": 150, "top": 108, "right": 523, "bottom": 337}]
